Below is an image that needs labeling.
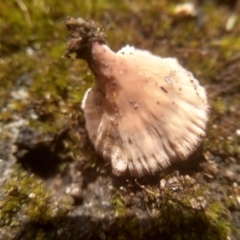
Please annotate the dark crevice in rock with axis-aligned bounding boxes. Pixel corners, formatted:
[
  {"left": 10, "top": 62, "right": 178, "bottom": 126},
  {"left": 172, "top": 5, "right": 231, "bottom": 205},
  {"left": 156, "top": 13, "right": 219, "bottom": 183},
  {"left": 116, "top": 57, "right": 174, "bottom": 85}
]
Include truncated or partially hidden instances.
[{"left": 15, "top": 126, "right": 71, "bottom": 179}]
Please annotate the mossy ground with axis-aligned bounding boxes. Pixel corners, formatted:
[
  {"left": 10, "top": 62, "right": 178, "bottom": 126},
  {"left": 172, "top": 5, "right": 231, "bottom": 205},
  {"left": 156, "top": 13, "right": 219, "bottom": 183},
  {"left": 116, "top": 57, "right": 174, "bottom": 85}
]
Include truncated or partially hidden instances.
[
  {"left": 0, "top": 0, "right": 240, "bottom": 239},
  {"left": 0, "top": 166, "right": 72, "bottom": 239}
]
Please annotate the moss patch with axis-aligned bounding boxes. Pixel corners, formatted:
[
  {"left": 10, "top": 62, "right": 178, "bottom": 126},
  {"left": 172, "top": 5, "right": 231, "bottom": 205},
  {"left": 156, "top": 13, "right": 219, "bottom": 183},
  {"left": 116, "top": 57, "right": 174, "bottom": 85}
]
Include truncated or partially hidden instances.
[{"left": 0, "top": 166, "right": 71, "bottom": 238}]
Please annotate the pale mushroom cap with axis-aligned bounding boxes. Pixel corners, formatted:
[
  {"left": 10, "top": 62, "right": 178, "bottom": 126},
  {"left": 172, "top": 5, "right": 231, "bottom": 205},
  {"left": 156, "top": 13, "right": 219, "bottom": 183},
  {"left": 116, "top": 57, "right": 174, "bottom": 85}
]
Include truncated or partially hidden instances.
[{"left": 81, "top": 43, "right": 209, "bottom": 177}]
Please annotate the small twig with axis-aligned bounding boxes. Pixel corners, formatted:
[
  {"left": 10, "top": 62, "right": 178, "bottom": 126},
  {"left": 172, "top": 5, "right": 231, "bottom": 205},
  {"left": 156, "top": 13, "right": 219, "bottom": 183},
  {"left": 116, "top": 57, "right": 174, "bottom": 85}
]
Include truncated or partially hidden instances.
[
  {"left": 15, "top": 0, "right": 32, "bottom": 27},
  {"left": 135, "top": 179, "right": 159, "bottom": 197}
]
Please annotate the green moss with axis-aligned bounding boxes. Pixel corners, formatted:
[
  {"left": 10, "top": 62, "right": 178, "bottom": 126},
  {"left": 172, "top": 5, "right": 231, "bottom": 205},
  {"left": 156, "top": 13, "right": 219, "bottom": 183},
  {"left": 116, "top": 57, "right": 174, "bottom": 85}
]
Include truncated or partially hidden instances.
[
  {"left": 157, "top": 199, "right": 231, "bottom": 240},
  {"left": 216, "top": 36, "right": 240, "bottom": 59},
  {"left": 212, "top": 98, "right": 227, "bottom": 115},
  {"left": 113, "top": 217, "right": 141, "bottom": 240},
  {"left": 112, "top": 190, "right": 127, "bottom": 218},
  {"left": 0, "top": 166, "right": 71, "bottom": 235},
  {"left": 109, "top": 174, "right": 233, "bottom": 240},
  {"left": 149, "top": 178, "right": 224, "bottom": 237}
]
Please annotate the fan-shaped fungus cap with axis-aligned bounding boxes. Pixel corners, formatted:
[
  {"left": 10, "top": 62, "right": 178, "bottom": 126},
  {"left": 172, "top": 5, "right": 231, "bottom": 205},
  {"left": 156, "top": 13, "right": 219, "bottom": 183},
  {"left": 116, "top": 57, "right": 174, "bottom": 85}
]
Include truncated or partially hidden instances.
[{"left": 64, "top": 17, "right": 209, "bottom": 177}]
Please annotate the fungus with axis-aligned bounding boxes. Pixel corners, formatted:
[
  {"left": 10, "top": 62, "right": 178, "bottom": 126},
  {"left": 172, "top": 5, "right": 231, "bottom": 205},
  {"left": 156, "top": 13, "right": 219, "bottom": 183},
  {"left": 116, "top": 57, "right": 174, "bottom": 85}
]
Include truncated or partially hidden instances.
[{"left": 63, "top": 17, "right": 209, "bottom": 177}]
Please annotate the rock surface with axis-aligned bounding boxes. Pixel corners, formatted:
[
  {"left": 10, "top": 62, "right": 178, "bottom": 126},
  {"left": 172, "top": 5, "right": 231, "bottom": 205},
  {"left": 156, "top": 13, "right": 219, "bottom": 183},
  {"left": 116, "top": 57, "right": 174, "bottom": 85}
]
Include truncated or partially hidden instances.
[{"left": 0, "top": 1, "right": 240, "bottom": 239}]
